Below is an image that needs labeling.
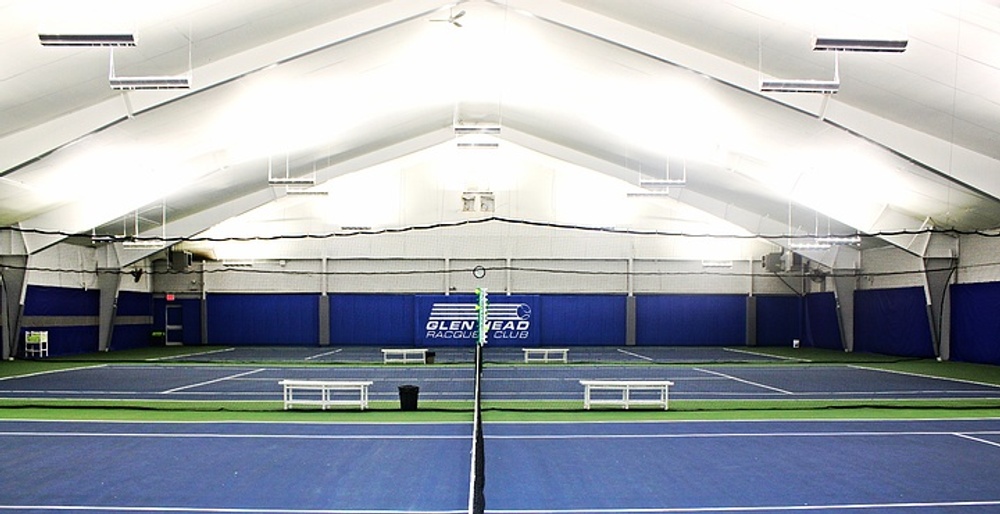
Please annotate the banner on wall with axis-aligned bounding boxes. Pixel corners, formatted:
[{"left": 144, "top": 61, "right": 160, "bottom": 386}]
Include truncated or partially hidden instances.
[{"left": 414, "top": 295, "right": 539, "bottom": 347}]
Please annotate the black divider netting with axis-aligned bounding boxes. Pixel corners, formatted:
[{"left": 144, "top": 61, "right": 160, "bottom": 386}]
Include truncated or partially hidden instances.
[{"left": 469, "top": 342, "right": 486, "bottom": 514}]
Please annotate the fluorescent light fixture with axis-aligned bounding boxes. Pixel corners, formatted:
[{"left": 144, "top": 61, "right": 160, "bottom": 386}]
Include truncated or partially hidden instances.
[
  {"left": 222, "top": 260, "right": 254, "bottom": 268},
  {"left": 122, "top": 239, "right": 163, "bottom": 249},
  {"left": 457, "top": 142, "right": 499, "bottom": 149},
  {"left": 268, "top": 177, "right": 316, "bottom": 186},
  {"left": 454, "top": 125, "right": 501, "bottom": 135},
  {"left": 39, "top": 33, "right": 135, "bottom": 46},
  {"left": 701, "top": 260, "right": 734, "bottom": 268},
  {"left": 639, "top": 179, "right": 686, "bottom": 188},
  {"left": 626, "top": 192, "right": 672, "bottom": 198},
  {"left": 110, "top": 75, "right": 191, "bottom": 90},
  {"left": 788, "top": 242, "right": 832, "bottom": 250},
  {"left": 760, "top": 79, "right": 839, "bottom": 94},
  {"left": 813, "top": 37, "right": 907, "bottom": 53},
  {"left": 815, "top": 235, "right": 861, "bottom": 246}
]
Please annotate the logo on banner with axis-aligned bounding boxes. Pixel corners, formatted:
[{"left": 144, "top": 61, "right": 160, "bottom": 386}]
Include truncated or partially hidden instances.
[{"left": 425, "top": 302, "right": 532, "bottom": 340}]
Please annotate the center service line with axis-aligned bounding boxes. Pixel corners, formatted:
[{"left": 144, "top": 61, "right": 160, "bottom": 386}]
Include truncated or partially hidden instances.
[
  {"left": 693, "top": 367, "right": 795, "bottom": 395},
  {"left": 160, "top": 368, "right": 266, "bottom": 394}
]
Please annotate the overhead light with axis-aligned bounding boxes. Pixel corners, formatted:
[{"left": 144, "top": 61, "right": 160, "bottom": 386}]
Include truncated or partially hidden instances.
[
  {"left": 222, "top": 260, "right": 254, "bottom": 268},
  {"left": 702, "top": 260, "right": 734, "bottom": 268},
  {"left": 760, "top": 79, "right": 840, "bottom": 94},
  {"left": 813, "top": 37, "right": 907, "bottom": 53},
  {"left": 788, "top": 242, "right": 832, "bottom": 251},
  {"left": 39, "top": 33, "right": 135, "bottom": 47},
  {"left": 110, "top": 75, "right": 191, "bottom": 90},
  {"left": 626, "top": 192, "right": 672, "bottom": 198},
  {"left": 815, "top": 235, "right": 861, "bottom": 246},
  {"left": 454, "top": 125, "right": 500, "bottom": 136},
  {"left": 457, "top": 142, "right": 499, "bottom": 149},
  {"left": 268, "top": 177, "right": 316, "bottom": 186},
  {"left": 122, "top": 239, "right": 163, "bottom": 249},
  {"left": 639, "top": 179, "right": 685, "bottom": 188}
]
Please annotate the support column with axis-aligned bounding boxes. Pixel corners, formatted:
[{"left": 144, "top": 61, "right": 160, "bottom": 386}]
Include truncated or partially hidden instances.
[
  {"left": 829, "top": 246, "right": 861, "bottom": 352},
  {"left": 97, "top": 269, "right": 121, "bottom": 352},
  {"left": 625, "top": 295, "right": 636, "bottom": 346},
  {"left": 0, "top": 256, "right": 28, "bottom": 360},
  {"left": 923, "top": 257, "right": 957, "bottom": 360}
]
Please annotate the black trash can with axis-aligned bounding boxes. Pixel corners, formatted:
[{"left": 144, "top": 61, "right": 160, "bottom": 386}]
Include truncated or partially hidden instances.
[
  {"left": 398, "top": 385, "right": 420, "bottom": 411},
  {"left": 426, "top": 351, "right": 436, "bottom": 364}
]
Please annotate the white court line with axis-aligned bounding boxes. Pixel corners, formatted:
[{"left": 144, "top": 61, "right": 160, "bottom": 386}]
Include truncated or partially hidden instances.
[
  {"left": 159, "top": 368, "right": 266, "bottom": 394},
  {"left": 616, "top": 348, "right": 655, "bottom": 362},
  {"left": 0, "top": 364, "right": 107, "bottom": 381},
  {"left": 0, "top": 431, "right": 469, "bottom": 440},
  {"left": 486, "top": 430, "right": 1000, "bottom": 440},
  {"left": 475, "top": 500, "right": 1000, "bottom": 512},
  {"left": 3, "top": 503, "right": 1000, "bottom": 514},
  {"left": 304, "top": 348, "right": 343, "bottom": 361},
  {"left": 723, "top": 347, "right": 811, "bottom": 363},
  {"left": 0, "top": 506, "right": 464, "bottom": 513},
  {"left": 954, "top": 432, "right": 1000, "bottom": 449},
  {"left": 146, "top": 347, "right": 236, "bottom": 362},
  {"left": 848, "top": 365, "right": 1000, "bottom": 390},
  {"left": 693, "top": 367, "right": 794, "bottom": 395}
]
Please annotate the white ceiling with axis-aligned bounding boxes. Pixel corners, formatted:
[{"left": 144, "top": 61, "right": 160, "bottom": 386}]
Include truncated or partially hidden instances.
[{"left": 1, "top": 0, "right": 998, "bottom": 266}]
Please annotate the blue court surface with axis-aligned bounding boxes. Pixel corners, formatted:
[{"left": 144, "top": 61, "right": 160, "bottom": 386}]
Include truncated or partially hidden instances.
[
  {"left": 2, "top": 363, "right": 1000, "bottom": 403},
  {"left": 2, "top": 418, "right": 1000, "bottom": 513}
]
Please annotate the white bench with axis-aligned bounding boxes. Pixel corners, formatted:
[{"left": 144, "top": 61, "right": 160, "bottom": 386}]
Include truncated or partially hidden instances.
[
  {"left": 279, "top": 380, "right": 373, "bottom": 410},
  {"left": 381, "top": 348, "right": 428, "bottom": 364},
  {"left": 522, "top": 348, "right": 569, "bottom": 363},
  {"left": 580, "top": 380, "right": 674, "bottom": 410}
]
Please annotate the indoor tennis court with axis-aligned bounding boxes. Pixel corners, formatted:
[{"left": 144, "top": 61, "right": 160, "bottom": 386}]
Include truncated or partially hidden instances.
[{"left": 3, "top": 1, "right": 1000, "bottom": 513}]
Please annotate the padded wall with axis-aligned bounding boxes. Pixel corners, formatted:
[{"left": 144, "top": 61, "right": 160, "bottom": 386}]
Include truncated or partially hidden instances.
[
  {"left": 539, "top": 295, "right": 625, "bottom": 346},
  {"left": 110, "top": 291, "right": 153, "bottom": 350},
  {"left": 329, "top": 294, "right": 414, "bottom": 346},
  {"left": 951, "top": 282, "right": 1000, "bottom": 365},
  {"left": 207, "top": 293, "right": 318, "bottom": 345},
  {"left": 755, "top": 295, "right": 802, "bottom": 347},
  {"left": 854, "top": 287, "right": 935, "bottom": 357},
  {"left": 804, "top": 292, "right": 843, "bottom": 350},
  {"left": 21, "top": 285, "right": 100, "bottom": 356},
  {"left": 635, "top": 294, "right": 746, "bottom": 346}
]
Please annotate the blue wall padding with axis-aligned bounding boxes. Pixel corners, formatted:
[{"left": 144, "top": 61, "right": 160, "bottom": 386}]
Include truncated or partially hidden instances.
[
  {"left": 116, "top": 291, "right": 151, "bottom": 317},
  {"left": 330, "top": 294, "right": 414, "bottom": 346},
  {"left": 21, "top": 285, "right": 100, "bottom": 356},
  {"left": 950, "top": 282, "right": 1000, "bottom": 365},
  {"left": 207, "top": 293, "right": 318, "bottom": 345},
  {"left": 804, "top": 292, "right": 843, "bottom": 350},
  {"left": 110, "top": 325, "right": 151, "bottom": 350},
  {"left": 23, "top": 285, "right": 98, "bottom": 316},
  {"left": 854, "top": 287, "right": 935, "bottom": 357},
  {"left": 539, "top": 295, "right": 625, "bottom": 346},
  {"left": 755, "top": 295, "right": 802, "bottom": 347},
  {"left": 636, "top": 294, "right": 746, "bottom": 346},
  {"left": 23, "top": 327, "right": 98, "bottom": 356}
]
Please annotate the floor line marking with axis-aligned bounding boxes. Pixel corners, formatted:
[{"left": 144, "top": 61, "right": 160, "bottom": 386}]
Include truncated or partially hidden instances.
[
  {"left": 693, "top": 367, "right": 795, "bottom": 395},
  {"left": 305, "top": 348, "right": 343, "bottom": 361},
  {"left": 722, "top": 347, "right": 810, "bottom": 362},
  {"left": 848, "top": 364, "right": 1000, "bottom": 390},
  {"left": 146, "top": 347, "right": 235, "bottom": 362},
  {"left": 160, "top": 368, "right": 266, "bottom": 394},
  {"left": 954, "top": 432, "right": 1000, "bottom": 449},
  {"left": 0, "top": 364, "right": 107, "bottom": 382},
  {"left": 616, "top": 348, "right": 655, "bottom": 362},
  {"left": 482, "top": 499, "right": 1000, "bottom": 512}
]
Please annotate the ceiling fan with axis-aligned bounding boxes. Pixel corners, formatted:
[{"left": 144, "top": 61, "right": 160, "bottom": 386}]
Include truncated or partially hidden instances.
[{"left": 430, "top": 9, "right": 465, "bottom": 27}]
